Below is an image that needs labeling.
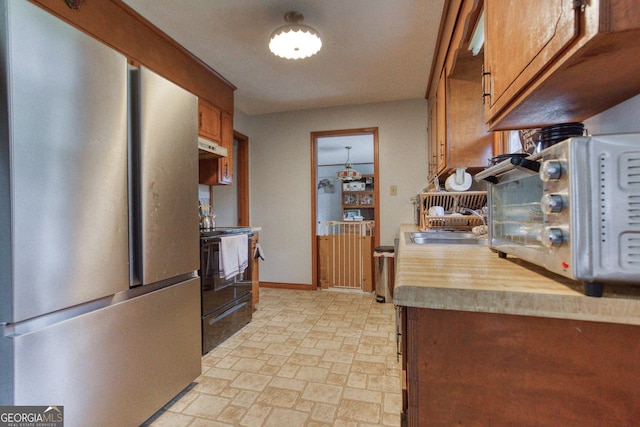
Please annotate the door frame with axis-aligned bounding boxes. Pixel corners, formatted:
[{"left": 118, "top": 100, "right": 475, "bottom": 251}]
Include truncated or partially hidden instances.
[
  {"left": 235, "top": 131, "right": 250, "bottom": 226},
  {"left": 310, "top": 127, "right": 380, "bottom": 289}
]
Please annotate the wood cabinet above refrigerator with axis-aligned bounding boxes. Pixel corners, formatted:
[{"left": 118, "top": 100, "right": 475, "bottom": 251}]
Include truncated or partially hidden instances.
[{"left": 483, "top": 0, "right": 640, "bottom": 130}]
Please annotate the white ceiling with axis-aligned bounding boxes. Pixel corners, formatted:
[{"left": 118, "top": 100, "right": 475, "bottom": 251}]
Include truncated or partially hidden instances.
[
  {"left": 317, "top": 134, "right": 374, "bottom": 166},
  {"left": 122, "top": 0, "right": 446, "bottom": 116}
]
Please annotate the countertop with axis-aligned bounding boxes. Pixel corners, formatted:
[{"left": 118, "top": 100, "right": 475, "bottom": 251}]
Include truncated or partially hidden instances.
[
  {"left": 394, "top": 224, "right": 640, "bottom": 325},
  {"left": 200, "top": 226, "right": 261, "bottom": 238}
]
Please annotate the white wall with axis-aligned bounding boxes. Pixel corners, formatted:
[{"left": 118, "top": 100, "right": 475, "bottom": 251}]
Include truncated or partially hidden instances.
[
  {"left": 234, "top": 99, "right": 428, "bottom": 285},
  {"left": 316, "top": 165, "right": 346, "bottom": 228},
  {"left": 210, "top": 141, "right": 238, "bottom": 226},
  {"left": 583, "top": 93, "right": 640, "bottom": 134}
]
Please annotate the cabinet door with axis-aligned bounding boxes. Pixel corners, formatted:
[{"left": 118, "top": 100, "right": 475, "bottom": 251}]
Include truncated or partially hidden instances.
[
  {"left": 198, "top": 99, "right": 221, "bottom": 143},
  {"left": 198, "top": 110, "right": 233, "bottom": 185},
  {"left": 404, "top": 307, "right": 640, "bottom": 426},
  {"left": 447, "top": 53, "right": 493, "bottom": 170},
  {"left": 484, "top": 0, "right": 579, "bottom": 120},
  {"left": 435, "top": 70, "right": 447, "bottom": 174}
]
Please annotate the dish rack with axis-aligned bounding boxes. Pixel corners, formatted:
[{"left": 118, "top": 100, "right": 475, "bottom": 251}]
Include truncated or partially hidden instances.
[{"left": 419, "top": 191, "right": 487, "bottom": 231}]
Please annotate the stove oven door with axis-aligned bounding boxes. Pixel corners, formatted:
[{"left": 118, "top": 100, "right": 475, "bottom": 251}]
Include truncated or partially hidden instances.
[{"left": 200, "top": 236, "right": 252, "bottom": 317}]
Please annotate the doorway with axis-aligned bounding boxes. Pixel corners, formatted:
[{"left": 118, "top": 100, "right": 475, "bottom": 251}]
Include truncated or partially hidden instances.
[{"left": 310, "top": 128, "right": 380, "bottom": 290}]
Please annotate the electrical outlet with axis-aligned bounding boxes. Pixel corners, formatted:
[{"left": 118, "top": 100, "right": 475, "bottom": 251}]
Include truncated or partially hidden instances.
[{"left": 390, "top": 185, "right": 397, "bottom": 196}]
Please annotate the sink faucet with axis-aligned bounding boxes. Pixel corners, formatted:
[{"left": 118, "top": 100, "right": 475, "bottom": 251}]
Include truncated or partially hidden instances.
[{"left": 460, "top": 207, "right": 486, "bottom": 227}]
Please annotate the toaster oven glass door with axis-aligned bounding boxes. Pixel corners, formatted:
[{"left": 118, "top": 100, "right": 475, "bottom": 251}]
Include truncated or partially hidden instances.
[{"left": 490, "top": 173, "right": 544, "bottom": 247}]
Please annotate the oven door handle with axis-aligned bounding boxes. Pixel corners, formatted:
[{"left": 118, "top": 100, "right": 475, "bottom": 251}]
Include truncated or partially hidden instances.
[
  {"left": 475, "top": 160, "right": 518, "bottom": 183},
  {"left": 513, "top": 157, "right": 541, "bottom": 173},
  {"left": 475, "top": 155, "right": 541, "bottom": 184}
]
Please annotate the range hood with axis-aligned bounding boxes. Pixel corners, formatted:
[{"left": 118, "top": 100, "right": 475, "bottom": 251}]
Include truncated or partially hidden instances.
[{"left": 198, "top": 137, "right": 227, "bottom": 158}]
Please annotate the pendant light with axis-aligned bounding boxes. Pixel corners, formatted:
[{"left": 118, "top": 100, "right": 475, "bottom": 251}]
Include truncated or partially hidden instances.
[
  {"left": 337, "top": 146, "right": 362, "bottom": 181},
  {"left": 269, "top": 12, "right": 322, "bottom": 60}
]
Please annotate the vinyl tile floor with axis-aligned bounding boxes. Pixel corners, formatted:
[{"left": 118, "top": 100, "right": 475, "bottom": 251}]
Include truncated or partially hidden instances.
[{"left": 145, "top": 287, "right": 401, "bottom": 427}]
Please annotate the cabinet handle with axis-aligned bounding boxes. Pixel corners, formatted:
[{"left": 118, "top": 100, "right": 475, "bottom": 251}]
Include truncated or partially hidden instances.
[
  {"left": 439, "top": 142, "right": 444, "bottom": 159},
  {"left": 395, "top": 306, "right": 402, "bottom": 362},
  {"left": 199, "top": 112, "right": 202, "bottom": 129},
  {"left": 481, "top": 64, "right": 491, "bottom": 104}
]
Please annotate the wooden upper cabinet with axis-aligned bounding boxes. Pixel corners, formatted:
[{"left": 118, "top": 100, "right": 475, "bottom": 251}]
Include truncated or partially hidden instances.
[
  {"left": 198, "top": 99, "right": 222, "bottom": 143},
  {"left": 198, "top": 103, "right": 233, "bottom": 185},
  {"left": 447, "top": 51, "right": 493, "bottom": 170},
  {"left": 484, "top": 0, "right": 640, "bottom": 130},
  {"left": 485, "top": 0, "right": 578, "bottom": 117},
  {"left": 427, "top": 0, "right": 493, "bottom": 178}
]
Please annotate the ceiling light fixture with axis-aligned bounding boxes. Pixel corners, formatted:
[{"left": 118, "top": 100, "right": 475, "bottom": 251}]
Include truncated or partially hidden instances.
[
  {"left": 269, "top": 11, "right": 322, "bottom": 60},
  {"left": 337, "top": 146, "right": 362, "bottom": 181}
]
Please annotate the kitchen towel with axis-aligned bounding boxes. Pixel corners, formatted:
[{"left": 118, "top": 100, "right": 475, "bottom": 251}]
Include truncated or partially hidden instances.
[
  {"left": 254, "top": 242, "right": 265, "bottom": 260},
  {"left": 219, "top": 234, "right": 248, "bottom": 280}
]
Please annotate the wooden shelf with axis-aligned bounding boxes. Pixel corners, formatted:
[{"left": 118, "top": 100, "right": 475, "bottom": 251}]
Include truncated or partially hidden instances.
[{"left": 341, "top": 175, "right": 375, "bottom": 221}]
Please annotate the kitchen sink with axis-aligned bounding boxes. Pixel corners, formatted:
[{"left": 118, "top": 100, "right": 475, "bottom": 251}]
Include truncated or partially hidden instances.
[{"left": 406, "top": 231, "right": 487, "bottom": 246}]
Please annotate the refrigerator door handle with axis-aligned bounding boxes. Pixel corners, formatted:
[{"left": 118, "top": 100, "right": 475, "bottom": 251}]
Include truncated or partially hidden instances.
[{"left": 128, "top": 65, "right": 143, "bottom": 287}]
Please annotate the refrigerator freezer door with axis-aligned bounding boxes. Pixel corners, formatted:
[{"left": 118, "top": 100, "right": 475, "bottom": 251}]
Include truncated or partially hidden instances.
[
  {"left": 1, "top": 1, "right": 130, "bottom": 323},
  {"left": 137, "top": 67, "right": 199, "bottom": 285},
  {"left": 11, "top": 279, "right": 202, "bottom": 427}
]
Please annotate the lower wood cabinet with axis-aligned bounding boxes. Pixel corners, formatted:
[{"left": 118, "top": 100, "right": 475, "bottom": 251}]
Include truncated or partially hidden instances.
[{"left": 401, "top": 306, "right": 640, "bottom": 426}]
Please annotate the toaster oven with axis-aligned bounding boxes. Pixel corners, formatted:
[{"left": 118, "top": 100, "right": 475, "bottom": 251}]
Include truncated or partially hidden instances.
[{"left": 476, "top": 133, "right": 640, "bottom": 296}]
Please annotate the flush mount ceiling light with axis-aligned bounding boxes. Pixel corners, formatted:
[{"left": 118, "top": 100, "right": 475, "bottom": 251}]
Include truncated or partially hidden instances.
[
  {"left": 269, "top": 11, "right": 322, "bottom": 60},
  {"left": 337, "top": 146, "right": 362, "bottom": 181}
]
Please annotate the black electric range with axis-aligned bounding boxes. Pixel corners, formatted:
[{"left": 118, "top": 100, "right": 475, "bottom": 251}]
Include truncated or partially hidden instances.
[{"left": 199, "top": 227, "right": 253, "bottom": 354}]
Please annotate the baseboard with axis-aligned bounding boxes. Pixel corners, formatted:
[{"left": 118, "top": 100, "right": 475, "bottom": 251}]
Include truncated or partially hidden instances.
[{"left": 259, "top": 282, "right": 315, "bottom": 291}]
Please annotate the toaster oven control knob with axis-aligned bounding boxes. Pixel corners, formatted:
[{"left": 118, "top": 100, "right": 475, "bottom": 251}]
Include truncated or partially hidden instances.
[
  {"left": 541, "top": 194, "right": 564, "bottom": 214},
  {"left": 542, "top": 227, "right": 564, "bottom": 247},
  {"left": 540, "top": 160, "right": 563, "bottom": 181}
]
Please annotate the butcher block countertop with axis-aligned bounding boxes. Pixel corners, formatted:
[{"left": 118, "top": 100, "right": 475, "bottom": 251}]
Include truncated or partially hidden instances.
[{"left": 394, "top": 224, "right": 640, "bottom": 325}]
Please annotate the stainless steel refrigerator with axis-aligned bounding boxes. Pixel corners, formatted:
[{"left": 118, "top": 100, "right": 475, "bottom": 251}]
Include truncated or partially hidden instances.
[{"left": 0, "top": 2, "right": 201, "bottom": 426}]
